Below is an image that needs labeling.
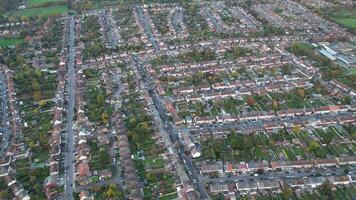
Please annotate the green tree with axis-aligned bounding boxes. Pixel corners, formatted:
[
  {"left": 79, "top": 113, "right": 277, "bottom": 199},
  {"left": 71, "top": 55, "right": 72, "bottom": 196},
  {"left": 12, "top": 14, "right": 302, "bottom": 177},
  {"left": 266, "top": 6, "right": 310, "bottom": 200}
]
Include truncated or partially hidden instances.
[
  {"left": 33, "top": 91, "right": 41, "bottom": 102},
  {"left": 272, "top": 99, "right": 278, "bottom": 111},
  {"left": 39, "top": 100, "right": 47, "bottom": 108},
  {"left": 343, "top": 164, "right": 350, "bottom": 174},
  {"left": 322, "top": 130, "right": 334, "bottom": 145},
  {"left": 282, "top": 185, "right": 293, "bottom": 199},
  {"left": 146, "top": 172, "right": 157, "bottom": 183},
  {"left": 101, "top": 112, "right": 109, "bottom": 124},
  {"left": 308, "top": 141, "right": 319, "bottom": 152}
]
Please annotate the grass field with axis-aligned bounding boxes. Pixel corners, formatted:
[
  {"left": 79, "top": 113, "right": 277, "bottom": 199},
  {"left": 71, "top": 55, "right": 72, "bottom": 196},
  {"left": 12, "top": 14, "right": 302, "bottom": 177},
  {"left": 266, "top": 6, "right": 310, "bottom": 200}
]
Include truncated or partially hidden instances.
[
  {"left": 7, "top": 5, "right": 68, "bottom": 17},
  {"left": 327, "top": 7, "right": 356, "bottom": 30},
  {"left": 27, "top": 0, "right": 66, "bottom": 7},
  {"left": 0, "top": 38, "right": 24, "bottom": 46},
  {"left": 333, "top": 18, "right": 356, "bottom": 28},
  {"left": 350, "top": 68, "right": 356, "bottom": 75}
]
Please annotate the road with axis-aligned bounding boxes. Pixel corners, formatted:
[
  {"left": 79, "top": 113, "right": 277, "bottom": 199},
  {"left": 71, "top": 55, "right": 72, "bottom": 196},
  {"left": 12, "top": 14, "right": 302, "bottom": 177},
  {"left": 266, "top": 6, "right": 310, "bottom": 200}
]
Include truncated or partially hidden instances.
[
  {"left": 204, "top": 8, "right": 224, "bottom": 32},
  {"left": 63, "top": 16, "right": 76, "bottom": 200},
  {"left": 134, "top": 6, "right": 160, "bottom": 52},
  {"left": 200, "top": 166, "right": 356, "bottom": 184},
  {"left": 0, "top": 73, "right": 11, "bottom": 156},
  {"left": 133, "top": 56, "right": 210, "bottom": 200},
  {"left": 188, "top": 112, "right": 355, "bottom": 133},
  {"left": 170, "top": 8, "right": 184, "bottom": 33},
  {"left": 98, "top": 10, "right": 118, "bottom": 48}
]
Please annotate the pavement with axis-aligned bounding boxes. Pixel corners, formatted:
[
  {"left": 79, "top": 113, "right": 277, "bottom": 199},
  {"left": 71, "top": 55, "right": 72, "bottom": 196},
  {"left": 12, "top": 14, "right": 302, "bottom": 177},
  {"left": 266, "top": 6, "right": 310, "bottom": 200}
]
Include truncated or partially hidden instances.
[{"left": 63, "top": 16, "right": 76, "bottom": 200}]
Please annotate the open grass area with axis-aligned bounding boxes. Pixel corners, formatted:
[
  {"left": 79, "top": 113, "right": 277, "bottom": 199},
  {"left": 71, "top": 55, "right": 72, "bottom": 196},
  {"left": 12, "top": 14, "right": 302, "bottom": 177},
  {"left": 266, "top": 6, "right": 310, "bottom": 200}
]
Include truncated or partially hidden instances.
[
  {"left": 334, "top": 18, "right": 356, "bottom": 28},
  {"left": 0, "top": 38, "right": 24, "bottom": 46},
  {"left": 7, "top": 5, "right": 68, "bottom": 17},
  {"left": 349, "top": 67, "right": 356, "bottom": 75},
  {"left": 27, "top": 0, "right": 66, "bottom": 7},
  {"left": 324, "top": 7, "right": 356, "bottom": 32}
]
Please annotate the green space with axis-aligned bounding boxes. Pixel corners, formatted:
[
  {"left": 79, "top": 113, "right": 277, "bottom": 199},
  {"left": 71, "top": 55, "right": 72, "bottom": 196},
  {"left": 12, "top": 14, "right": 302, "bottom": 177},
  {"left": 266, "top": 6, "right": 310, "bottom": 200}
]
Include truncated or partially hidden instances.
[
  {"left": 322, "top": 7, "right": 356, "bottom": 33},
  {"left": 90, "top": 184, "right": 125, "bottom": 200},
  {"left": 88, "top": 140, "right": 111, "bottom": 171},
  {"left": 143, "top": 156, "right": 165, "bottom": 170},
  {"left": 350, "top": 68, "right": 356, "bottom": 75},
  {"left": 237, "top": 184, "right": 356, "bottom": 200},
  {"left": 201, "top": 126, "right": 356, "bottom": 162},
  {"left": 338, "top": 74, "right": 356, "bottom": 90},
  {"left": 27, "top": 0, "right": 66, "bottom": 7},
  {"left": 122, "top": 68, "right": 177, "bottom": 199},
  {"left": 14, "top": 67, "right": 57, "bottom": 162},
  {"left": 289, "top": 42, "right": 344, "bottom": 80},
  {"left": 334, "top": 18, "right": 356, "bottom": 28},
  {"left": 7, "top": 5, "right": 68, "bottom": 17},
  {"left": 0, "top": 38, "right": 24, "bottom": 47},
  {"left": 150, "top": 48, "right": 216, "bottom": 66},
  {"left": 14, "top": 159, "right": 49, "bottom": 199}
]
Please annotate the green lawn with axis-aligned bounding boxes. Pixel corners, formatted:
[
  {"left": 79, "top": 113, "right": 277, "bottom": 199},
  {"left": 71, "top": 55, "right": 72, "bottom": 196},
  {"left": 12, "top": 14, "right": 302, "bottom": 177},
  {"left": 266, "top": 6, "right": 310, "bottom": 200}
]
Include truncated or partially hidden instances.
[
  {"left": 0, "top": 38, "right": 24, "bottom": 46},
  {"left": 349, "top": 67, "right": 356, "bottom": 74},
  {"left": 7, "top": 5, "right": 68, "bottom": 17},
  {"left": 27, "top": 0, "right": 66, "bottom": 7},
  {"left": 143, "top": 157, "right": 165, "bottom": 170},
  {"left": 326, "top": 7, "right": 356, "bottom": 31},
  {"left": 333, "top": 18, "right": 356, "bottom": 28}
]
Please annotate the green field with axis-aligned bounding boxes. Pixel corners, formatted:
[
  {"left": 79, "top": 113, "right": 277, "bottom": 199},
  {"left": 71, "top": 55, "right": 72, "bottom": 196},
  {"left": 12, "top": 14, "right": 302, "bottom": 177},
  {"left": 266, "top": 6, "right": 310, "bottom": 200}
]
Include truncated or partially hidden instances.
[
  {"left": 327, "top": 7, "right": 356, "bottom": 30},
  {"left": 7, "top": 5, "right": 68, "bottom": 17},
  {"left": 0, "top": 38, "right": 24, "bottom": 47},
  {"left": 350, "top": 68, "right": 356, "bottom": 75},
  {"left": 333, "top": 18, "right": 356, "bottom": 28},
  {"left": 27, "top": 0, "right": 66, "bottom": 7}
]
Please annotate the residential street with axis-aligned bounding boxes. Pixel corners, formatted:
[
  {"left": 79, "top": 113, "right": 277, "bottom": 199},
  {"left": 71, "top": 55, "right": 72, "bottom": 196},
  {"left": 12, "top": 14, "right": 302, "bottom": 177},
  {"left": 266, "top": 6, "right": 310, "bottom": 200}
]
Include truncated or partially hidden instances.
[{"left": 63, "top": 15, "right": 76, "bottom": 200}]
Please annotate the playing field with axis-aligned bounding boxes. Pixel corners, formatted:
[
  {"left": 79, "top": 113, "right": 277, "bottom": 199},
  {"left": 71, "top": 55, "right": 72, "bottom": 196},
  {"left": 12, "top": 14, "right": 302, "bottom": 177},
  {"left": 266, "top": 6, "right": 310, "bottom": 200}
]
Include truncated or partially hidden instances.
[
  {"left": 0, "top": 38, "right": 24, "bottom": 47},
  {"left": 27, "top": 0, "right": 66, "bottom": 7},
  {"left": 333, "top": 18, "right": 356, "bottom": 28},
  {"left": 329, "top": 7, "right": 356, "bottom": 29},
  {"left": 7, "top": 5, "right": 68, "bottom": 17}
]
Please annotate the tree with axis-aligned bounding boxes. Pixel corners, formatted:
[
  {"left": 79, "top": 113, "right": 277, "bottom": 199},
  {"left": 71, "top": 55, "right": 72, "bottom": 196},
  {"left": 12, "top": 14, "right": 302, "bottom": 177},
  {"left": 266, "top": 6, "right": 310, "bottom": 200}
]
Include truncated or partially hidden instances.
[
  {"left": 308, "top": 141, "right": 319, "bottom": 152},
  {"left": 33, "top": 91, "right": 41, "bottom": 102},
  {"left": 39, "top": 131, "right": 48, "bottom": 146},
  {"left": 38, "top": 100, "right": 47, "bottom": 108},
  {"left": 28, "top": 139, "right": 36, "bottom": 149},
  {"left": 272, "top": 100, "right": 278, "bottom": 111},
  {"left": 96, "top": 93, "right": 105, "bottom": 105},
  {"left": 322, "top": 130, "right": 334, "bottom": 145},
  {"left": 0, "top": 191, "right": 9, "bottom": 199},
  {"left": 146, "top": 172, "right": 157, "bottom": 183},
  {"left": 342, "top": 96, "right": 351, "bottom": 105},
  {"left": 296, "top": 88, "right": 305, "bottom": 98},
  {"left": 343, "top": 164, "right": 350, "bottom": 174},
  {"left": 106, "top": 187, "right": 116, "bottom": 198},
  {"left": 319, "top": 181, "right": 334, "bottom": 199},
  {"left": 313, "top": 80, "right": 323, "bottom": 93},
  {"left": 150, "top": 145, "right": 159, "bottom": 155},
  {"left": 34, "top": 68, "right": 42, "bottom": 78},
  {"left": 101, "top": 112, "right": 109, "bottom": 124},
  {"left": 246, "top": 96, "right": 256, "bottom": 106},
  {"left": 292, "top": 126, "right": 301, "bottom": 134},
  {"left": 352, "top": 131, "right": 356, "bottom": 140},
  {"left": 282, "top": 185, "right": 293, "bottom": 199}
]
